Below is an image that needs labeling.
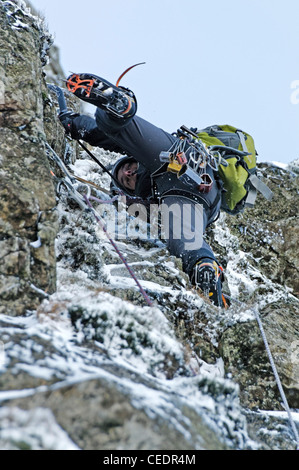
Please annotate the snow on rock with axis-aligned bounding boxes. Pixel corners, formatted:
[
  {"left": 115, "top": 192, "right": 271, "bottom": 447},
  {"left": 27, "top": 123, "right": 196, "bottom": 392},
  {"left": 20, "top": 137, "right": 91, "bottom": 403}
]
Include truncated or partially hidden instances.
[
  {"left": 1, "top": 0, "right": 299, "bottom": 450},
  {"left": 1, "top": 147, "right": 299, "bottom": 450},
  {"left": 0, "top": 407, "right": 79, "bottom": 450},
  {"left": 2, "top": 0, "right": 53, "bottom": 65}
]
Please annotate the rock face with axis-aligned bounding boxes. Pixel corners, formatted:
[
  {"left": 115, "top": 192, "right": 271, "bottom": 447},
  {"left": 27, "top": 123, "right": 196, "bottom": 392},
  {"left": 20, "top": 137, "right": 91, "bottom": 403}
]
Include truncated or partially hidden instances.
[
  {"left": 224, "top": 163, "right": 299, "bottom": 298},
  {"left": 0, "top": 1, "right": 298, "bottom": 451},
  {"left": 205, "top": 164, "right": 299, "bottom": 411},
  {"left": 0, "top": 1, "right": 58, "bottom": 315}
]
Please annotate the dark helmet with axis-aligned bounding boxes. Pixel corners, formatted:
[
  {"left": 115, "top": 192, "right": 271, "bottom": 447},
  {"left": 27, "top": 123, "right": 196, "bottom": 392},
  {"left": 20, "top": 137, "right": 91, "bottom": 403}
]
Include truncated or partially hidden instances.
[{"left": 109, "top": 156, "right": 138, "bottom": 197}]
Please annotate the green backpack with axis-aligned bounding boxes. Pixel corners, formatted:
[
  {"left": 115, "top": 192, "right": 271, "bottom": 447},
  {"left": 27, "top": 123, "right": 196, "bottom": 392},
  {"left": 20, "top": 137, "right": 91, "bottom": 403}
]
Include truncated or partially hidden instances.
[{"left": 196, "top": 124, "right": 273, "bottom": 215}]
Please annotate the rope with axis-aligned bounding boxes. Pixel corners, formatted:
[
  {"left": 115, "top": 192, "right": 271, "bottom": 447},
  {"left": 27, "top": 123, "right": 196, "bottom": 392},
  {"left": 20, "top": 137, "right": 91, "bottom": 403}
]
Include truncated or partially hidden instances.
[
  {"left": 225, "top": 294, "right": 299, "bottom": 449},
  {"left": 83, "top": 194, "right": 153, "bottom": 307},
  {"left": 253, "top": 307, "right": 299, "bottom": 449},
  {"left": 46, "top": 142, "right": 153, "bottom": 307},
  {"left": 89, "top": 195, "right": 119, "bottom": 205}
]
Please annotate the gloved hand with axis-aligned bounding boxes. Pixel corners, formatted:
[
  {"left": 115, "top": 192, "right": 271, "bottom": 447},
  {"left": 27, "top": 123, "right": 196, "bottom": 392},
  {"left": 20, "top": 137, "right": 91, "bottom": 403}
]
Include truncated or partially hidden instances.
[{"left": 58, "top": 110, "right": 80, "bottom": 135}]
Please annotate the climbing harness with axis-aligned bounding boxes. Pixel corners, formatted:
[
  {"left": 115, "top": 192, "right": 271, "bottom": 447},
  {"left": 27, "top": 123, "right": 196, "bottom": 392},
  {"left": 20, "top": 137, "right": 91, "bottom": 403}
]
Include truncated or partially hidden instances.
[
  {"left": 159, "top": 125, "right": 228, "bottom": 194},
  {"left": 224, "top": 293, "right": 299, "bottom": 450}
]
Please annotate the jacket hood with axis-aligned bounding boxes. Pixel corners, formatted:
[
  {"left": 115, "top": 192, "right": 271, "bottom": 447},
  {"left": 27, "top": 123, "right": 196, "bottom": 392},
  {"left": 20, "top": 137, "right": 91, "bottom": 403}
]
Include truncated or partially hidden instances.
[
  {"left": 110, "top": 156, "right": 153, "bottom": 201},
  {"left": 110, "top": 156, "right": 138, "bottom": 197}
]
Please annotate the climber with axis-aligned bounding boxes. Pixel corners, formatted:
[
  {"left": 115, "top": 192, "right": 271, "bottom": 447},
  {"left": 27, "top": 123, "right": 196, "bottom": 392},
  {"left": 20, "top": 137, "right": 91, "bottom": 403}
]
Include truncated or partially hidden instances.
[{"left": 59, "top": 72, "right": 225, "bottom": 307}]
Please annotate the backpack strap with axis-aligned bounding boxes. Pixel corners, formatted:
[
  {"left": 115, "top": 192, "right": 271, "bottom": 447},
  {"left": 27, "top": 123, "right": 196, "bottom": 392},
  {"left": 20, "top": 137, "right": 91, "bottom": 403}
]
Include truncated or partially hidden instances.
[
  {"left": 248, "top": 174, "right": 274, "bottom": 201},
  {"left": 236, "top": 129, "right": 249, "bottom": 153},
  {"left": 245, "top": 174, "right": 274, "bottom": 208},
  {"left": 245, "top": 187, "right": 258, "bottom": 208},
  {"left": 236, "top": 129, "right": 274, "bottom": 206}
]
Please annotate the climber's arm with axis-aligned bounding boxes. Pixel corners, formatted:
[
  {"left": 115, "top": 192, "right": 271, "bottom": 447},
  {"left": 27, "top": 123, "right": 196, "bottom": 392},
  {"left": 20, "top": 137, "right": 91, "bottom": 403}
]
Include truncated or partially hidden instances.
[{"left": 59, "top": 113, "right": 125, "bottom": 153}]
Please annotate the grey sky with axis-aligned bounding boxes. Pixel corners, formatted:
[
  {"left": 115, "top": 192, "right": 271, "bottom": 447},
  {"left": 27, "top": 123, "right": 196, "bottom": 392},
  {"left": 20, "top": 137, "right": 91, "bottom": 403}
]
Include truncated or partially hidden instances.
[{"left": 31, "top": 0, "right": 299, "bottom": 163}]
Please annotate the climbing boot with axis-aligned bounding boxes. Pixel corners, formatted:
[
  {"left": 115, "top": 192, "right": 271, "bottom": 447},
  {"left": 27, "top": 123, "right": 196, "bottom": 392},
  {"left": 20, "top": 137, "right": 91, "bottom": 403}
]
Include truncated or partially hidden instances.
[
  {"left": 66, "top": 73, "right": 137, "bottom": 119},
  {"left": 192, "top": 259, "right": 227, "bottom": 308}
]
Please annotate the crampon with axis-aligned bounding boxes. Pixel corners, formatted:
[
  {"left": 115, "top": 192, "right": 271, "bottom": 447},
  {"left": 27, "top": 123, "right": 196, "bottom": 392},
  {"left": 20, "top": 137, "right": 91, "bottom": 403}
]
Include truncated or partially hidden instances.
[
  {"left": 66, "top": 72, "right": 137, "bottom": 119},
  {"left": 193, "top": 259, "right": 228, "bottom": 308}
]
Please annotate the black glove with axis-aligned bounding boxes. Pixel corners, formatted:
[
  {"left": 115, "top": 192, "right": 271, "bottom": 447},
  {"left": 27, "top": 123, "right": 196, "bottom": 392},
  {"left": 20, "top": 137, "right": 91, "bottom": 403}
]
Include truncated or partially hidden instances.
[{"left": 58, "top": 110, "right": 80, "bottom": 135}]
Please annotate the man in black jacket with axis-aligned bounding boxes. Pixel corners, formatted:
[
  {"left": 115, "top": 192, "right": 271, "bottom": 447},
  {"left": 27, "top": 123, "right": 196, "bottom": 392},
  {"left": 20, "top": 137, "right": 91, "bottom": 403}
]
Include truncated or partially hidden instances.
[{"left": 59, "top": 72, "right": 225, "bottom": 307}]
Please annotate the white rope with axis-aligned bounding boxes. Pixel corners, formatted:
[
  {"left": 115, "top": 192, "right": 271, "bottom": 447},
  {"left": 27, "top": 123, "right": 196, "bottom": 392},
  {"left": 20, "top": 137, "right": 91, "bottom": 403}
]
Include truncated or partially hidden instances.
[
  {"left": 226, "top": 295, "right": 299, "bottom": 449},
  {"left": 252, "top": 306, "right": 299, "bottom": 450}
]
